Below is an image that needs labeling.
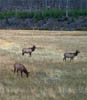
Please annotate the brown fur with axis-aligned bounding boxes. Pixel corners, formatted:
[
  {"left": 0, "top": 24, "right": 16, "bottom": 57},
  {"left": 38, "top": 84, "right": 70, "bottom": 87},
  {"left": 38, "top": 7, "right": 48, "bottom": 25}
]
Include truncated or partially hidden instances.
[
  {"left": 22, "top": 45, "right": 36, "bottom": 56},
  {"left": 63, "top": 50, "right": 80, "bottom": 61},
  {"left": 14, "top": 63, "right": 30, "bottom": 78}
]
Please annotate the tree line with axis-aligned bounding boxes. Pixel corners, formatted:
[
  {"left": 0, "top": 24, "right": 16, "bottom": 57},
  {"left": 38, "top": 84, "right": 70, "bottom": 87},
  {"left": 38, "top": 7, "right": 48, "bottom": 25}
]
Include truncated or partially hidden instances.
[{"left": 0, "top": 0, "right": 87, "bottom": 11}]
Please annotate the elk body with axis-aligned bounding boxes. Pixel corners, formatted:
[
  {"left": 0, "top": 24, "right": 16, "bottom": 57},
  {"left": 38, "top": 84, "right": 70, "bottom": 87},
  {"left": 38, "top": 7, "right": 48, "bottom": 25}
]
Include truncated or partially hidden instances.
[
  {"left": 22, "top": 45, "right": 36, "bottom": 56},
  {"left": 63, "top": 50, "right": 80, "bottom": 61},
  {"left": 14, "top": 63, "right": 29, "bottom": 78}
]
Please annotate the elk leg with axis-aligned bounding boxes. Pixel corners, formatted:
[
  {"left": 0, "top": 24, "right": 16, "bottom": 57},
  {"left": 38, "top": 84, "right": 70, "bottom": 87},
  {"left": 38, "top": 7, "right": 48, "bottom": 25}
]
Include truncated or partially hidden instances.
[
  {"left": 17, "top": 69, "right": 19, "bottom": 76},
  {"left": 21, "top": 71, "right": 23, "bottom": 77},
  {"left": 70, "top": 58, "right": 72, "bottom": 62},
  {"left": 22, "top": 52, "right": 24, "bottom": 56},
  {"left": 65, "top": 57, "right": 66, "bottom": 61},
  {"left": 14, "top": 68, "right": 16, "bottom": 73},
  {"left": 70, "top": 57, "right": 73, "bottom": 62},
  {"left": 63, "top": 57, "right": 65, "bottom": 61},
  {"left": 29, "top": 52, "right": 32, "bottom": 57},
  {"left": 63, "top": 57, "right": 66, "bottom": 61}
]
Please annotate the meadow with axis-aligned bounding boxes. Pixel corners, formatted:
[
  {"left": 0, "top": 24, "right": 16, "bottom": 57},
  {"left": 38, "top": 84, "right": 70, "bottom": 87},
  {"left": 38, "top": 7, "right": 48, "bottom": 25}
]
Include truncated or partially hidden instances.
[{"left": 0, "top": 30, "right": 87, "bottom": 100}]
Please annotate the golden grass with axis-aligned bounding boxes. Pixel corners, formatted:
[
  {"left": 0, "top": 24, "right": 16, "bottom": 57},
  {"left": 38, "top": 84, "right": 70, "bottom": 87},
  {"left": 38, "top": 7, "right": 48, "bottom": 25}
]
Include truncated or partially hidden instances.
[
  {"left": 0, "top": 41, "right": 15, "bottom": 48},
  {"left": 0, "top": 30, "right": 87, "bottom": 36},
  {"left": 0, "top": 30, "right": 87, "bottom": 100}
]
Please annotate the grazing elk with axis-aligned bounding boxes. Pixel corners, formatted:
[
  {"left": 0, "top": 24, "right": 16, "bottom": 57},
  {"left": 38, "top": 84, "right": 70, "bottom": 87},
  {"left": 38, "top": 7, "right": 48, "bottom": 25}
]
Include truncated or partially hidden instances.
[
  {"left": 22, "top": 45, "right": 36, "bottom": 56},
  {"left": 14, "top": 63, "right": 30, "bottom": 78},
  {"left": 63, "top": 50, "right": 80, "bottom": 61}
]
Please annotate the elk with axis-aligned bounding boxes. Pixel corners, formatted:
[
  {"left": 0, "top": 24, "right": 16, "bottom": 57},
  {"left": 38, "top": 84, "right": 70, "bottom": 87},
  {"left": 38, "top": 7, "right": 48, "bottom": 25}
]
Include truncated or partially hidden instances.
[
  {"left": 63, "top": 50, "right": 80, "bottom": 61},
  {"left": 22, "top": 45, "right": 36, "bottom": 56},
  {"left": 14, "top": 63, "right": 30, "bottom": 78}
]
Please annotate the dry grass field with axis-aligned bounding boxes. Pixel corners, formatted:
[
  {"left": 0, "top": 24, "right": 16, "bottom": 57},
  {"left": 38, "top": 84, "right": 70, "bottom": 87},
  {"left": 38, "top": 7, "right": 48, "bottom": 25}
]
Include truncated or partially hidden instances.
[{"left": 0, "top": 30, "right": 87, "bottom": 100}]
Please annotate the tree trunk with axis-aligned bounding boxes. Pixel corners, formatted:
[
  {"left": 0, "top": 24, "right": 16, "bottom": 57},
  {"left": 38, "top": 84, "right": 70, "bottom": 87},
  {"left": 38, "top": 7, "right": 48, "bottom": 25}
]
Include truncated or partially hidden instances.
[{"left": 66, "top": 0, "right": 69, "bottom": 18}]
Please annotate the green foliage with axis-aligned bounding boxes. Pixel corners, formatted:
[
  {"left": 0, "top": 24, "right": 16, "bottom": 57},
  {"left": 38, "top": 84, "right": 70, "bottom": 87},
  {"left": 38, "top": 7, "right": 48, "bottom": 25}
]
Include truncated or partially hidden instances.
[
  {"left": 0, "top": 11, "right": 15, "bottom": 20},
  {"left": 43, "top": 10, "right": 66, "bottom": 18},
  {"left": 17, "top": 11, "right": 34, "bottom": 19},
  {"left": 0, "top": 10, "right": 87, "bottom": 21},
  {"left": 0, "top": 13, "right": 4, "bottom": 20},
  {"left": 5, "top": 16, "right": 9, "bottom": 24},
  {"left": 4, "top": 11, "right": 15, "bottom": 17},
  {"left": 69, "top": 10, "right": 87, "bottom": 17},
  {"left": 33, "top": 11, "right": 44, "bottom": 20}
]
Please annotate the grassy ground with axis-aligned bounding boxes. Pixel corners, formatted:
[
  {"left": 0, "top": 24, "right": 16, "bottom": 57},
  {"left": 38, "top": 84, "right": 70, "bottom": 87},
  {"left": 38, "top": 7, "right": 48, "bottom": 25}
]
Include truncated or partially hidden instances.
[{"left": 0, "top": 30, "right": 87, "bottom": 100}]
